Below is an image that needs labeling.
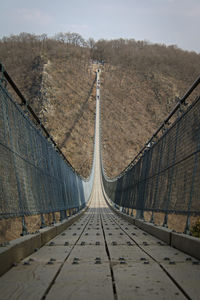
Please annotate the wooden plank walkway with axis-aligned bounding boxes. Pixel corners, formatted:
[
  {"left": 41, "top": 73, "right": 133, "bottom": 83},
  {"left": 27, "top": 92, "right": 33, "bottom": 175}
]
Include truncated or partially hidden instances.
[
  {"left": 1, "top": 199, "right": 200, "bottom": 299},
  {"left": 0, "top": 69, "right": 200, "bottom": 299}
]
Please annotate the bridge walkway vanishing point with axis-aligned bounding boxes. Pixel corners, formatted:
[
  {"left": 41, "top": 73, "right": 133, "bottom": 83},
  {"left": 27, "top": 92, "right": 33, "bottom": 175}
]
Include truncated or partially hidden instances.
[{"left": 0, "top": 70, "right": 200, "bottom": 300}]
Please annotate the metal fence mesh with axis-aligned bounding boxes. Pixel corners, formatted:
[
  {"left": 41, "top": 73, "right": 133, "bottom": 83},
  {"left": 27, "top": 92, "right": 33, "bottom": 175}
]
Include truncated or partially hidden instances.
[
  {"left": 0, "top": 82, "right": 93, "bottom": 219},
  {"left": 102, "top": 96, "right": 200, "bottom": 217}
]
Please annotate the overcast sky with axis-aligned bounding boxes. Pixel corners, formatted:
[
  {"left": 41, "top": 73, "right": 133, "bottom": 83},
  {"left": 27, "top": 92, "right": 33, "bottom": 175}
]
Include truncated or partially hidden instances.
[{"left": 0, "top": 0, "right": 199, "bottom": 53}]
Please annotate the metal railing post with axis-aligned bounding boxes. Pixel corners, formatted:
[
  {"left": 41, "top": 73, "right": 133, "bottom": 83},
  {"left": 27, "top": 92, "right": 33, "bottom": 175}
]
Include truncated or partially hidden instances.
[
  {"left": 21, "top": 216, "right": 28, "bottom": 236},
  {"left": 136, "top": 209, "right": 144, "bottom": 219},
  {"left": 52, "top": 212, "right": 56, "bottom": 224},
  {"left": 162, "top": 213, "right": 168, "bottom": 228},
  {"left": 163, "top": 120, "right": 180, "bottom": 228},
  {"left": 60, "top": 210, "right": 65, "bottom": 221},
  {"left": 150, "top": 211, "right": 154, "bottom": 223},
  {"left": 40, "top": 213, "right": 46, "bottom": 228}
]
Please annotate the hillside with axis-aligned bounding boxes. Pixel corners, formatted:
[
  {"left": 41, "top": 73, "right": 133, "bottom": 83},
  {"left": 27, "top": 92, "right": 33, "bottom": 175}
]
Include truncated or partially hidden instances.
[
  {"left": 1, "top": 34, "right": 200, "bottom": 178},
  {"left": 95, "top": 40, "right": 200, "bottom": 177},
  {"left": 39, "top": 56, "right": 96, "bottom": 177},
  {"left": 0, "top": 33, "right": 96, "bottom": 177}
]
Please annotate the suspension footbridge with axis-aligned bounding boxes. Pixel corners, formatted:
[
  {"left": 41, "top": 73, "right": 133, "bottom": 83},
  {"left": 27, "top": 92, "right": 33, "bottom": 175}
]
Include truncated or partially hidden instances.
[{"left": 0, "top": 65, "right": 200, "bottom": 299}]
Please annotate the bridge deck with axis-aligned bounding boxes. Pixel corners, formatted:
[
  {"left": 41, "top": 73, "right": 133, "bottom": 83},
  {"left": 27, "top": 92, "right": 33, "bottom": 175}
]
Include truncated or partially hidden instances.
[
  {"left": 0, "top": 69, "right": 199, "bottom": 299},
  {"left": 0, "top": 196, "right": 200, "bottom": 299}
]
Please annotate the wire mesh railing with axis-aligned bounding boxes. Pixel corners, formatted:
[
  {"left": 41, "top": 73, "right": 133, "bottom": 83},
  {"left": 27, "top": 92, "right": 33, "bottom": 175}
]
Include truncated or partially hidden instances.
[
  {"left": 0, "top": 63, "right": 95, "bottom": 235},
  {"left": 101, "top": 75, "right": 200, "bottom": 233}
]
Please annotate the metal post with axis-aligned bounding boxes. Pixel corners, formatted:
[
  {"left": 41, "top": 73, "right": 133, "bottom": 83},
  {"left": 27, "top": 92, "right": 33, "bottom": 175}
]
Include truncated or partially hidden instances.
[
  {"left": 151, "top": 138, "right": 165, "bottom": 219},
  {"left": 184, "top": 215, "right": 191, "bottom": 235},
  {"left": 136, "top": 210, "right": 144, "bottom": 219},
  {"left": 60, "top": 210, "right": 64, "bottom": 221},
  {"left": 163, "top": 214, "right": 168, "bottom": 228},
  {"left": 163, "top": 121, "right": 180, "bottom": 228},
  {"left": 40, "top": 213, "right": 46, "bottom": 228},
  {"left": 52, "top": 212, "right": 56, "bottom": 224},
  {"left": 150, "top": 211, "right": 154, "bottom": 223},
  {"left": 21, "top": 216, "right": 28, "bottom": 236}
]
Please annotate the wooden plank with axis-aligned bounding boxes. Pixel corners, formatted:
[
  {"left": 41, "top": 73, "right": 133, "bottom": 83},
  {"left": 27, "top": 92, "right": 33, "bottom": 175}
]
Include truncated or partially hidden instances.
[
  {"left": 77, "top": 231, "right": 105, "bottom": 245},
  {"left": 143, "top": 244, "right": 191, "bottom": 262},
  {"left": 0, "top": 260, "right": 62, "bottom": 300},
  {"left": 103, "top": 230, "right": 133, "bottom": 245},
  {"left": 30, "top": 245, "right": 72, "bottom": 262},
  {"left": 45, "top": 262, "right": 114, "bottom": 300},
  {"left": 112, "top": 261, "right": 184, "bottom": 300},
  {"left": 67, "top": 245, "right": 108, "bottom": 262},
  {"left": 108, "top": 245, "right": 149, "bottom": 262},
  {"left": 46, "top": 231, "right": 81, "bottom": 245},
  {"left": 162, "top": 262, "right": 200, "bottom": 300},
  {"left": 145, "top": 244, "right": 200, "bottom": 300},
  {"left": 47, "top": 214, "right": 92, "bottom": 245},
  {"left": 110, "top": 216, "right": 167, "bottom": 246}
]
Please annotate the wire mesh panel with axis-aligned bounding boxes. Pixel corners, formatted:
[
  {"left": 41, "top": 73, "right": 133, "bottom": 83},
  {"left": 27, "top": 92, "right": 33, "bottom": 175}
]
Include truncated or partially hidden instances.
[
  {"left": 0, "top": 82, "right": 94, "bottom": 219},
  {"left": 102, "top": 96, "right": 200, "bottom": 218}
]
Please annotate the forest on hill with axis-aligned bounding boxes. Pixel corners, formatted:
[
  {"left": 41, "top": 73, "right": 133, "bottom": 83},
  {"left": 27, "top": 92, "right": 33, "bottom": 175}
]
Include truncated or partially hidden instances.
[{"left": 0, "top": 32, "right": 200, "bottom": 177}]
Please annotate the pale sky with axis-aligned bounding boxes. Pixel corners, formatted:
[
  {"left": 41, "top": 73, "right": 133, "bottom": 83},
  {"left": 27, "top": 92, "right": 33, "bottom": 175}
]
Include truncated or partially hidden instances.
[{"left": 0, "top": 0, "right": 200, "bottom": 53}]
